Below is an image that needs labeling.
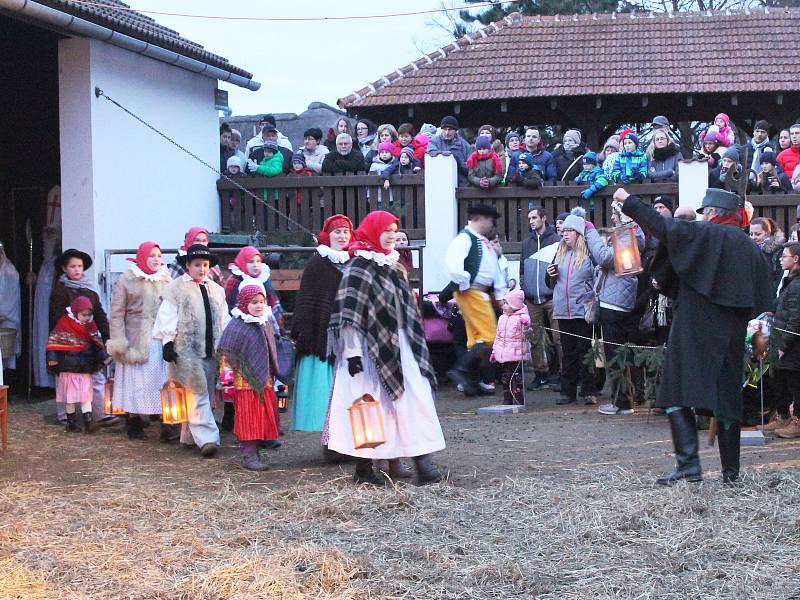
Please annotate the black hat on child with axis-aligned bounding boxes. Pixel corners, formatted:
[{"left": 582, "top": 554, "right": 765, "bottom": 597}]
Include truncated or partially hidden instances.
[
  {"left": 57, "top": 248, "right": 93, "bottom": 271},
  {"left": 466, "top": 204, "right": 501, "bottom": 219},
  {"left": 178, "top": 244, "right": 219, "bottom": 268}
]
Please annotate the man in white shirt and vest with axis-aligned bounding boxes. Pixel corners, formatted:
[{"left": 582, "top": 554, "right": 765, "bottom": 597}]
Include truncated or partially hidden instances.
[{"left": 444, "top": 204, "right": 508, "bottom": 396}]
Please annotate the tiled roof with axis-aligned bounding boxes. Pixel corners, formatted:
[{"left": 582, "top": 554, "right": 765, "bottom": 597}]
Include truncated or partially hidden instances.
[
  {"left": 37, "top": 0, "right": 253, "bottom": 79},
  {"left": 339, "top": 8, "right": 800, "bottom": 108}
]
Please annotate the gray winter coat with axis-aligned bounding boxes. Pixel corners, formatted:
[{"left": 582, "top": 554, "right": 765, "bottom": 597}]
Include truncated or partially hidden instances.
[
  {"left": 648, "top": 145, "right": 681, "bottom": 182},
  {"left": 427, "top": 134, "right": 471, "bottom": 184},
  {"left": 545, "top": 246, "right": 595, "bottom": 321},
  {"left": 521, "top": 225, "right": 561, "bottom": 304},
  {"left": 585, "top": 229, "right": 640, "bottom": 312}
]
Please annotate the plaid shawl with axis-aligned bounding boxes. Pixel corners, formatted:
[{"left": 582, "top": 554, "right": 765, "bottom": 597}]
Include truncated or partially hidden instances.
[
  {"left": 217, "top": 316, "right": 278, "bottom": 395},
  {"left": 329, "top": 255, "right": 436, "bottom": 400}
]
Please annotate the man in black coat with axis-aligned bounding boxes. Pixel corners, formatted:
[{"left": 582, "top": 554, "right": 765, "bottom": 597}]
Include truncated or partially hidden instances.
[
  {"left": 613, "top": 187, "right": 773, "bottom": 485},
  {"left": 321, "top": 133, "right": 365, "bottom": 174}
]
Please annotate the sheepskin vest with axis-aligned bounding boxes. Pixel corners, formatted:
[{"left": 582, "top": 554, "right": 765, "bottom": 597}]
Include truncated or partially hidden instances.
[
  {"left": 106, "top": 270, "right": 168, "bottom": 364},
  {"left": 161, "top": 276, "right": 226, "bottom": 393}
]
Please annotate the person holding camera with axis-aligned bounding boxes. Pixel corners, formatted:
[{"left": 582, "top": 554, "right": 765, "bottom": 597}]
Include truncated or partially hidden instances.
[{"left": 754, "top": 151, "right": 792, "bottom": 194}]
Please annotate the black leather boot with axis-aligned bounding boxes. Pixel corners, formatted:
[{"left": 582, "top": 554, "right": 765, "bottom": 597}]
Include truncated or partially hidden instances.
[
  {"left": 447, "top": 345, "right": 482, "bottom": 396},
  {"left": 221, "top": 402, "right": 235, "bottom": 432},
  {"left": 126, "top": 415, "right": 146, "bottom": 439},
  {"left": 353, "top": 458, "right": 384, "bottom": 485},
  {"left": 717, "top": 421, "right": 741, "bottom": 484},
  {"left": 413, "top": 454, "right": 449, "bottom": 485},
  {"left": 160, "top": 423, "right": 180, "bottom": 443},
  {"left": 65, "top": 412, "right": 78, "bottom": 432},
  {"left": 82, "top": 412, "right": 97, "bottom": 434},
  {"left": 656, "top": 407, "right": 703, "bottom": 485}
]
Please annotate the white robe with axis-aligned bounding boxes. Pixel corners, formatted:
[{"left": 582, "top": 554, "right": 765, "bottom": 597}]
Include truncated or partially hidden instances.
[{"left": 0, "top": 254, "right": 21, "bottom": 369}]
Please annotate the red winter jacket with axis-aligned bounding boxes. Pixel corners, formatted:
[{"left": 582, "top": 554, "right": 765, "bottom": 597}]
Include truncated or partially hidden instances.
[
  {"left": 392, "top": 138, "right": 427, "bottom": 165},
  {"left": 777, "top": 146, "right": 800, "bottom": 180}
]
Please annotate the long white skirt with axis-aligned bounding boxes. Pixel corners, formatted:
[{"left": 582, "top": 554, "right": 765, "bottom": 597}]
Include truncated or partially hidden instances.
[
  {"left": 112, "top": 340, "right": 167, "bottom": 414},
  {"left": 327, "top": 331, "right": 446, "bottom": 459}
]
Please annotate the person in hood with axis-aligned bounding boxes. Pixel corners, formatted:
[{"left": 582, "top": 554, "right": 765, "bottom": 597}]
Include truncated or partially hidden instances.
[
  {"left": 520, "top": 208, "right": 561, "bottom": 390},
  {"left": 647, "top": 129, "right": 681, "bottom": 182},
  {"left": 225, "top": 155, "right": 244, "bottom": 177},
  {"left": 701, "top": 113, "right": 735, "bottom": 147},
  {"left": 552, "top": 128, "right": 587, "bottom": 181},
  {"left": 490, "top": 289, "right": 531, "bottom": 406},
  {"left": 697, "top": 129, "right": 724, "bottom": 170}
]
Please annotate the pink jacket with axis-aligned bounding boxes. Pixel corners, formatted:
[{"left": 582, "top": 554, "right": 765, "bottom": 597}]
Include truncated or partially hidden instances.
[{"left": 491, "top": 308, "right": 531, "bottom": 363}]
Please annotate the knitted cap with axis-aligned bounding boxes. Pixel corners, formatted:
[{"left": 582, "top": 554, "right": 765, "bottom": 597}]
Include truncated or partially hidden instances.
[
  {"left": 622, "top": 132, "right": 640, "bottom": 147},
  {"left": 556, "top": 212, "right": 570, "bottom": 223},
  {"left": 714, "top": 113, "right": 730, "bottom": 127},
  {"left": 518, "top": 152, "right": 534, "bottom": 166},
  {"left": 400, "top": 146, "right": 415, "bottom": 158},
  {"left": 505, "top": 288, "right": 525, "bottom": 311},
  {"left": 292, "top": 151, "right": 306, "bottom": 167},
  {"left": 561, "top": 214, "right": 586, "bottom": 236},
  {"left": 723, "top": 146, "right": 740, "bottom": 162},
  {"left": 378, "top": 141, "right": 394, "bottom": 153},
  {"left": 264, "top": 140, "right": 279, "bottom": 152},
  {"left": 759, "top": 149, "right": 776, "bottom": 165},
  {"left": 476, "top": 136, "right": 492, "bottom": 150},
  {"left": 652, "top": 195, "right": 674, "bottom": 213},
  {"left": 505, "top": 131, "right": 520, "bottom": 145},
  {"left": 754, "top": 119, "right": 771, "bottom": 133},
  {"left": 440, "top": 115, "right": 459, "bottom": 130},
  {"left": 563, "top": 129, "right": 582, "bottom": 146},
  {"left": 70, "top": 296, "right": 93, "bottom": 315},
  {"left": 227, "top": 155, "right": 244, "bottom": 170},
  {"left": 582, "top": 151, "right": 598, "bottom": 165}
]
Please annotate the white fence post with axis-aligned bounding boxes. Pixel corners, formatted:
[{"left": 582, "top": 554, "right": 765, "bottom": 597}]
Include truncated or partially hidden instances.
[
  {"left": 678, "top": 159, "right": 709, "bottom": 218},
  {"left": 423, "top": 154, "right": 458, "bottom": 293}
]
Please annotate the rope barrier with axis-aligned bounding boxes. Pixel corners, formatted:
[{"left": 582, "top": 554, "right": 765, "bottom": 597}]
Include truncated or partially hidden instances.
[
  {"left": 535, "top": 324, "right": 664, "bottom": 350},
  {"left": 94, "top": 88, "right": 316, "bottom": 239},
  {"left": 67, "top": 0, "right": 518, "bottom": 22}
]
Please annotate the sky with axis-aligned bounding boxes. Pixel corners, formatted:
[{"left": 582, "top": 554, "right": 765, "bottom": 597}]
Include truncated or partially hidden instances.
[{"left": 127, "top": 1, "right": 471, "bottom": 116}]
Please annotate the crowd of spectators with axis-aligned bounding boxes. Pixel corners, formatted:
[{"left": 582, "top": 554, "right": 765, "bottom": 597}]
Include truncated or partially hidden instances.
[{"left": 219, "top": 113, "right": 800, "bottom": 198}]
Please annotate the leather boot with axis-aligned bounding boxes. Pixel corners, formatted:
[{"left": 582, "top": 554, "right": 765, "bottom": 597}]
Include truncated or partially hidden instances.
[
  {"left": 413, "top": 454, "right": 449, "bottom": 485},
  {"left": 717, "top": 421, "right": 741, "bottom": 484},
  {"left": 656, "top": 407, "right": 703, "bottom": 485},
  {"left": 353, "top": 457, "right": 384, "bottom": 485},
  {"left": 447, "top": 343, "right": 487, "bottom": 396},
  {"left": 126, "top": 415, "right": 146, "bottom": 439},
  {"left": 240, "top": 441, "right": 269, "bottom": 471},
  {"left": 65, "top": 412, "right": 78, "bottom": 433},
  {"left": 388, "top": 458, "right": 414, "bottom": 479},
  {"left": 82, "top": 412, "right": 98, "bottom": 434},
  {"left": 160, "top": 423, "right": 180, "bottom": 443}
]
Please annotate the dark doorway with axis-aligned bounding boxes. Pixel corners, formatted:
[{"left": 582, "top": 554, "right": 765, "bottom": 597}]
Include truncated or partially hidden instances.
[{"left": 0, "top": 14, "right": 61, "bottom": 393}]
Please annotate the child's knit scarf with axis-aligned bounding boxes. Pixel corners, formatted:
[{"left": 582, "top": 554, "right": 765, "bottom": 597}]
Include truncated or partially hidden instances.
[{"left": 466, "top": 151, "right": 503, "bottom": 174}]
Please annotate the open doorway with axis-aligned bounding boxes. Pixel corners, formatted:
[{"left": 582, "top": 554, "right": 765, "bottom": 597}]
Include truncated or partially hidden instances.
[{"left": 0, "top": 14, "right": 61, "bottom": 394}]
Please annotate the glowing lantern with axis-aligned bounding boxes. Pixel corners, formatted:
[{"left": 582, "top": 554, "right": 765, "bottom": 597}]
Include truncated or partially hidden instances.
[
  {"left": 276, "top": 384, "right": 288, "bottom": 413},
  {"left": 610, "top": 223, "right": 643, "bottom": 276},
  {"left": 160, "top": 381, "right": 189, "bottom": 425},
  {"left": 348, "top": 394, "right": 386, "bottom": 449},
  {"left": 103, "top": 378, "right": 125, "bottom": 415}
]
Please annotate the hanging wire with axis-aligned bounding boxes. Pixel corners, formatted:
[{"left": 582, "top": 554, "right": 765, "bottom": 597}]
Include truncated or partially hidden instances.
[
  {"left": 94, "top": 87, "right": 316, "bottom": 239},
  {"left": 67, "top": 0, "right": 518, "bottom": 22}
]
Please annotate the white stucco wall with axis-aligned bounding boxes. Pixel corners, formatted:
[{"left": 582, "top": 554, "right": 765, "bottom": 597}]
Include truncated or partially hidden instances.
[{"left": 59, "top": 37, "right": 219, "bottom": 291}]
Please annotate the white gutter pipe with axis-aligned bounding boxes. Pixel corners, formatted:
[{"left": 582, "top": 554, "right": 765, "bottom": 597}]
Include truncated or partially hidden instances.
[{"left": 0, "top": 0, "right": 261, "bottom": 91}]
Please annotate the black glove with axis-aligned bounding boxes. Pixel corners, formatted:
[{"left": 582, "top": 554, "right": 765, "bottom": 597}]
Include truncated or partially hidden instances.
[
  {"left": 347, "top": 356, "right": 363, "bottom": 377},
  {"left": 162, "top": 341, "right": 178, "bottom": 363}
]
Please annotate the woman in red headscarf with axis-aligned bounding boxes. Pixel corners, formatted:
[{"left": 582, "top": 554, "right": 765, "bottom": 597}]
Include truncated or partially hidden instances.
[
  {"left": 326, "top": 211, "right": 448, "bottom": 486},
  {"left": 167, "top": 226, "right": 222, "bottom": 284},
  {"left": 107, "top": 241, "right": 173, "bottom": 439},
  {"left": 290, "top": 215, "right": 353, "bottom": 446}
]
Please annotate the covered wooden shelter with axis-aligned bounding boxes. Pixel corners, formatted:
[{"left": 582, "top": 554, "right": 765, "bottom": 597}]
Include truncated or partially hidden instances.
[{"left": 338, "top": 8, "right": 800, "bottom": 148}]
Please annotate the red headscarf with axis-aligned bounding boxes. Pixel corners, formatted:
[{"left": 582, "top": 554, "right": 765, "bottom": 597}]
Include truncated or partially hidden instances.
[
  {"left": 127, "top": 241, "right": 161, "bottom": 275},
  {"left": 237, "top": 284, "right": 265, "bottom": 314},
  {"left": 181, "top": 227, "right": 209, "bottom": 251},
  {"left": 318, "top": 214, "right": 354, "bottom": 247},
  {"left": 234, "top": 246, "right": 262, "bottom": 276},
  {"left": 346, "top": 211, "right": 400, "bottom": 256}
]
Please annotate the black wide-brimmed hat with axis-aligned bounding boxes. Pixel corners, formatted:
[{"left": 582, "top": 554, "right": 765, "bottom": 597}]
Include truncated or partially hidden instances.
[
  {"left": 177, "top": 244, "right": 219, "bottom": 268},
  {"left": 466, "top": 204, "right": 501, "bottom": 219},
  {"left": 57, "top": 248, "right": 93, "bottom": 271}
]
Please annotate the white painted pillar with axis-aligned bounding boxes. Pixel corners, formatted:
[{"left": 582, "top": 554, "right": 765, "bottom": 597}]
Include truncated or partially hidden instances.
[
  {"left": 678, "top": 159, "right": 708, "bottom": 218},
  {"left": 423, "top": 154, "right": 458, "bottom": 293}
]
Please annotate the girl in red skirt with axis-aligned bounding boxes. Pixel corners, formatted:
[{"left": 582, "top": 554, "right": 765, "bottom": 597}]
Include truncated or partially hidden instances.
[{"left": 217, "top": 284, "right": 280, "bottom": 471}]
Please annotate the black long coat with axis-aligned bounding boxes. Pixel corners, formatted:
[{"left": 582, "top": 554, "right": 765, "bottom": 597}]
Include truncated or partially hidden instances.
[{"left": 623, "top": 196, "right": 773, "bottom": 422}]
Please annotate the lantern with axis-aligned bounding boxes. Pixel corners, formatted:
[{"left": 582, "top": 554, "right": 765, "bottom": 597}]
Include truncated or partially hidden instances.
[
  {"left": 610, "top": 223, "right": 643, "bottom": 276},
  {"left": 348, "top": 394, "right": 386, "bottom": 449},
  {"left": 161, "top": 381, "right": 189, "bottom": 425},
  {"left": 276, "top": 384, "right": 288, "bottom": 413},
  {"left": 103, "top": 378, "right": 125, "bottom": 415}
]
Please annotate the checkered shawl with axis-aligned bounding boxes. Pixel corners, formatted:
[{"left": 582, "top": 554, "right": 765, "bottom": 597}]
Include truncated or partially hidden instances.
[{"left": 328, "top": 255, "right": 436, "bottom": 401}]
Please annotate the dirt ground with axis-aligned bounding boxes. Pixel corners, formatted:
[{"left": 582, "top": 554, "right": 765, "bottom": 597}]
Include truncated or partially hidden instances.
[{"left": 1, "top": 386, "right": 799, "bottom": 599}]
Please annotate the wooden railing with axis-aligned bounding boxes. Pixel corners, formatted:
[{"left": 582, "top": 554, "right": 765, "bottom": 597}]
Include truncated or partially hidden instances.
[
  {"left": 457, "top": 182, "right": 679, "bottom": 253},
  {"left": 217, "top": 173, "right": 425, "bottom": 241},
  {"left": 749, "top": 193, "right": 800, "bottom": 233}
]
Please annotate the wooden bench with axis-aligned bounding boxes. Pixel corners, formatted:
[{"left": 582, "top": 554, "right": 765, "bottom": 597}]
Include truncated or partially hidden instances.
[{"left": 270, "top": 269, "right": 303, "bottom": 292}]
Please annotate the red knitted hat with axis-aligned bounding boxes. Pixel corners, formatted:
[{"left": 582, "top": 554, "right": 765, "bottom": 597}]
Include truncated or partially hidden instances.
[{"left": 70, "top": 296, "right": 93, "bottom": 315}]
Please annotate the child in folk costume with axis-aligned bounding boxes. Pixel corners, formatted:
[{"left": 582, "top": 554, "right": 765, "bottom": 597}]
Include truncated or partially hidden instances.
[
  {"left": 327, "top": 211, "right": 448, "bottom": 485},
  {"left": 218, "top": 284, "right": 281, "bottom": 471},
  {"left": 167, "top": 227, "right": 223, "bottom": 284},
  {"left": 47, "top": 296, "right": 112, "bottom": 432},
  {"left": 490, "top": 289, "right": 531, "bottom": 406},
  {"left": 153, "top": 245, "right": 228, "bottom": 457},
  {"left": 107, "top": 242, "right": 172, "bottom": 440},
  {"left": 224, "top": 246, "right": 284, "bottom": 328},
  {"left": 49, "top": 248, "right": 111, "bottom": 424}
]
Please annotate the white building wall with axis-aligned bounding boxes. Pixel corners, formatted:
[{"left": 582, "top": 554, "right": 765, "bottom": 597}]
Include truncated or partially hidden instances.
[{"left": 59, "top": 37, "right": 219, "bottom": 292}]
